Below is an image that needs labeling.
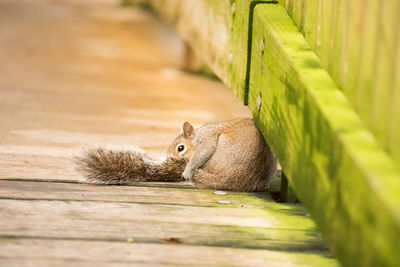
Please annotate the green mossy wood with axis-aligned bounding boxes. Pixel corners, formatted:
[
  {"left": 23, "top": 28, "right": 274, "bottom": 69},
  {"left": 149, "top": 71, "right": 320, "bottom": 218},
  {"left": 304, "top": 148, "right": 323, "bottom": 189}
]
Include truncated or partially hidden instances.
[
  {"left": 249, "top": 5, "right": 400, "bottom": 267},
  {"left": 283, "top": 0, "right": 400, "bottom": 168}
]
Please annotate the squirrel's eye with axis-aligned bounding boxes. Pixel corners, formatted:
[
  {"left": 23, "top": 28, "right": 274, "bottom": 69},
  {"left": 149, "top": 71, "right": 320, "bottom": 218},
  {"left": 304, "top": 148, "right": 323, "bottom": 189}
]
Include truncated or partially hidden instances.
[{"left": 177, "top": 145, "right": 185, "bottom": 152}]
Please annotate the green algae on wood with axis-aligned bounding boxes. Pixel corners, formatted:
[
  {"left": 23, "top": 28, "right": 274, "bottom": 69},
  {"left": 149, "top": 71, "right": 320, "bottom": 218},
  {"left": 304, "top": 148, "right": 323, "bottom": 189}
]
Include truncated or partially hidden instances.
[
  {"left": 249, "top": 4, "right": 400, "bottom": 267},
  {"left": 280, "top": 0, "right": 400, "bottom": 168}
]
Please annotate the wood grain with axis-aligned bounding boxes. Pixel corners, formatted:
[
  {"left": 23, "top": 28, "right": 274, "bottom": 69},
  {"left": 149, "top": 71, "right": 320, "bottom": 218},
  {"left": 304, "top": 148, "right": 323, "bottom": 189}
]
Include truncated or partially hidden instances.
[
  {"left": 0, "top": 239, "right": 334, "bottom": 267},
  {"left": 249, "top": 5, "right": 400, "bottom": 267},
  {"left": 0, "top": 180, "right": 337, "bottom": 266},
  {"left": 282, "top": 0, "right": 400, "bottom": 166}
]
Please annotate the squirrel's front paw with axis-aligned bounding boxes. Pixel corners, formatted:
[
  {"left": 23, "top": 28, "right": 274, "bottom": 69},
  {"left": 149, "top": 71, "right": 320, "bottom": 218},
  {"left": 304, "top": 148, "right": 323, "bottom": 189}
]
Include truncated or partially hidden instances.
[{"left": 182, "top": 167, "right": 195, "bottom": 181}]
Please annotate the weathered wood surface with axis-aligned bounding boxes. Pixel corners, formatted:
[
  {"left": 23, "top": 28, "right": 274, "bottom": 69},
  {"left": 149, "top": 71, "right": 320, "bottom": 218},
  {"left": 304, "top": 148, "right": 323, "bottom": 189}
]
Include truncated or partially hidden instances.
[
  {"left": 0, "top": 180, "right": 337, "bottom": 266},
  {"left": 283, "top": 0, "right": 400, "bottom": 167},
  {"left": 0, "top": 240, "right": 326, "bottom": 267},
  {"left": 0, "top": 239, "right": 330, "bottom": 267},
  {"left": 0, "top": 0, "right": 336, "bottom": 266},
  {"left": 249, "top": 5, "right": 400, "bottom": 267}
]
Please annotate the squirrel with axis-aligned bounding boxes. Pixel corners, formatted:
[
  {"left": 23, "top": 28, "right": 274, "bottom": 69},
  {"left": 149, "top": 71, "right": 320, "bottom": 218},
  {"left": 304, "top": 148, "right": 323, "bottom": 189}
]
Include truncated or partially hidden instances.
[{"left": 77, "top": 118, "right": 277, "bottom": 192}]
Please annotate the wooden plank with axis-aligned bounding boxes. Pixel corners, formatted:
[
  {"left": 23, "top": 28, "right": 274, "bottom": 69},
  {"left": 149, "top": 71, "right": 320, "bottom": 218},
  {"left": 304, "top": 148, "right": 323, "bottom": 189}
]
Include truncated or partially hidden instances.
[
  {"left": 0, "top": 180, "right": 318, "bottom": 229},
  {"left": 355, "top": 0, "right": 379, "bottom": 134},
  {"left": 249, "top": 4, "right": 400, "bottom": 267},
  {"left": 340, "top": 0, "right": 363, "bottom": 106},
  {"left": 392, "top": 2, "right": 400, "bottom": 168},
  {"left": 0, "top": 179, "right": 279, "bottom": 208},
  {"left": 0, "top": 239, "right": 335, "bottom": 267},
  {"left": 300, "top": 0, "right": 319, "bottom": 50},
  {"left": 290, "top": 0, "right": 304, "bottom": 33},
  {"left": 281, "top": 0, "right": 400, "bottom": 168},
  {"left": 0, "top": 198, "right": 327, "bottom": 250},
  {"left": 329, "top": 0, "right": 346, "bottom": 86},
  {"left": 317, "top": 0, "right": 334, "bottom": 68},
  {"left": 0, "top": 180, "right": 337, "bottom": 266},
  {"left": 371, "top": 1, "right": 399, "bottom": 157},
  {"left": 0, "top": 154, "right": 77, "bottom": 181}
]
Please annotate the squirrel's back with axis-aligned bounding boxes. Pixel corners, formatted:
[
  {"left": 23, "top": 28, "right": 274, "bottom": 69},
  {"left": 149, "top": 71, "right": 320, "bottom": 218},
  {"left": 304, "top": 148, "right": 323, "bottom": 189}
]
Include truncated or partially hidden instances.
[{"left": 192, "top": 118, "right": 277, "bottom": 191}]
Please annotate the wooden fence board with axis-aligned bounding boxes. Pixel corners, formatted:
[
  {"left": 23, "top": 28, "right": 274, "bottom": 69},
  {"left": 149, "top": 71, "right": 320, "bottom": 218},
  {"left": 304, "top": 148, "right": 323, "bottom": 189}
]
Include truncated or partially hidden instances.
[
  {"left": 282, "top": 0, "right": 400, "bottom": 167},
  {"left": 372, "top": 1, "right": 399, "bottom": 154},
  {"left": 392, "top": 12, "right": 400, "bottom": 165},
  {"left": 249, "top": 4, "right": 400, "bottom": 267},
  {"left": 355, "top": 0, "right": 379, "bottom": 134},
  {"left": 329, "top": 0, "right": 345, "bottom": 87},
  {"left": 300, "top": 0, "right": 318, "bottom": 50}
]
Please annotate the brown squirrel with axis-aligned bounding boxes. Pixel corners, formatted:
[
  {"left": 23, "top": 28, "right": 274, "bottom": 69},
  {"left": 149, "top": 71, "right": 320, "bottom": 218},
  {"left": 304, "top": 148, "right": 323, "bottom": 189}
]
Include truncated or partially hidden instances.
[{"left": 77, "top": 118, "right": 277, "bottom": 192}]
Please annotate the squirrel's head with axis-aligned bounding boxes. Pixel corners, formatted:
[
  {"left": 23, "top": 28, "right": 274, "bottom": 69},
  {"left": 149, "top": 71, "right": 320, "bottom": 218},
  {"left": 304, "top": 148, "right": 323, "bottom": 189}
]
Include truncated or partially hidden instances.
[{"left": 167, "top": 121, "right": 195, "bottom": 159}]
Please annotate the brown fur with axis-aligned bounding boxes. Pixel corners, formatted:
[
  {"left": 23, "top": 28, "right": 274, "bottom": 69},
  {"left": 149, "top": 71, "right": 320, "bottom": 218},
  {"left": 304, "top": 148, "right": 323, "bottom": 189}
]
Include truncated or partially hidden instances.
[
  {"left": 168, "top": 118, "right": 277, "bottom": 191},
  {"left": 76, "top": 147, "right": 187, "bottom": 184},
  {"left": 77, "top": 118, "right": 277, "bottom": 192}
]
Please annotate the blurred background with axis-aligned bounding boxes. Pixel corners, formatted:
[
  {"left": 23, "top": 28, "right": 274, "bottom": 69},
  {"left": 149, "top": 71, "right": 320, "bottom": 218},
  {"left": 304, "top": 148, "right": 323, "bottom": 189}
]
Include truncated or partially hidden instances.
[{"left": 0, "top": 0, "right": 251, "bottom": 180}]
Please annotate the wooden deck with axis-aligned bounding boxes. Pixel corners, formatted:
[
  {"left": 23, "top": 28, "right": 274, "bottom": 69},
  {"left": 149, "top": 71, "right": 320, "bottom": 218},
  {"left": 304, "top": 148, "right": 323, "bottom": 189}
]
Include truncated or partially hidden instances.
[
  {"left": 0, "top": 179, "right": 338, "bottom": 266},
  {"left": 0, "top": 0, "right": 337, "bottom": 265}
]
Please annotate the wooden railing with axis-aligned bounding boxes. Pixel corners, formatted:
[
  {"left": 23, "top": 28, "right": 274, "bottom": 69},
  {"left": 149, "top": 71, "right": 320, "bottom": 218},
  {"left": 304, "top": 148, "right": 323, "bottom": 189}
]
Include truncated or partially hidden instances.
[{"left": 137, "top": 1, "right": 400, "bottom": 266}]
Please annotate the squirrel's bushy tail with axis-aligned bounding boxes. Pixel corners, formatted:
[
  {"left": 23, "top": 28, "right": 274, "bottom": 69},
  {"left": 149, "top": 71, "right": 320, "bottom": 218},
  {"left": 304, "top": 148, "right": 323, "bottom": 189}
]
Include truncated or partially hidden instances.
[{"left": 76, "top": 147, "right": 188, "bottom": 184}]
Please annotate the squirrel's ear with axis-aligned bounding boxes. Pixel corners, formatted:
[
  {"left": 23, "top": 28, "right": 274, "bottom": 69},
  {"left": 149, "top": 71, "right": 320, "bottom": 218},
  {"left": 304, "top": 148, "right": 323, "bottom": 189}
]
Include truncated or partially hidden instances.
[{"left": 183, "top": 122, "right": 195, "bottom": 139}]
